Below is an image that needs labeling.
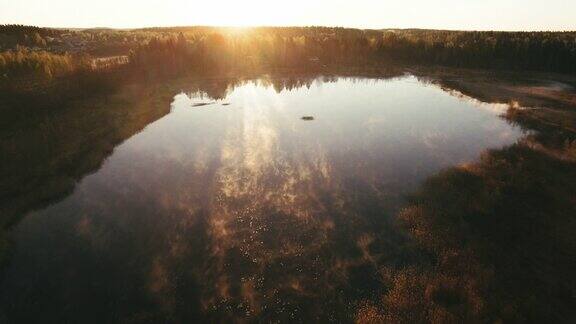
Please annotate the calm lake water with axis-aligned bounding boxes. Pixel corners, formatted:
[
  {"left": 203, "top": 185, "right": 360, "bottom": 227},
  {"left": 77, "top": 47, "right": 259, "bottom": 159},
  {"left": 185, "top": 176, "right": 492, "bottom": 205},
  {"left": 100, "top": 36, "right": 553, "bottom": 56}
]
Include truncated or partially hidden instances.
[{"left": 0, "top": 75, "right": 524, "bottom": 322}]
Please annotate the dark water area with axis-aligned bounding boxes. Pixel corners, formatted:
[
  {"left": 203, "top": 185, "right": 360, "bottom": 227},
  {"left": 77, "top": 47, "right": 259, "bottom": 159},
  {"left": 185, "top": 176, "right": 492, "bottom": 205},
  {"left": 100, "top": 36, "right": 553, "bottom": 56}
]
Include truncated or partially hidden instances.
[{"left": 0, "top": 75, "right": 526, "bottom": 322}]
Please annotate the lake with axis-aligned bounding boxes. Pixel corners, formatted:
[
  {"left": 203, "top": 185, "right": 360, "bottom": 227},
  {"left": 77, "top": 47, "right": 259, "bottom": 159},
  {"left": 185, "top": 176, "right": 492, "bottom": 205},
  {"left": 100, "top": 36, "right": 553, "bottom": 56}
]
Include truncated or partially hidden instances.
[{"left": 0, "top": 75, "right": 525, "bottom": 322}]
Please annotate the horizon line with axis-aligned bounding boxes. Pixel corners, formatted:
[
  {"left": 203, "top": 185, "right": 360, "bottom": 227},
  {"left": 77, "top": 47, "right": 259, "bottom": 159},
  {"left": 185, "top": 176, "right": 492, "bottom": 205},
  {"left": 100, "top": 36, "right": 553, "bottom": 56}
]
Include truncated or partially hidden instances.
[{"left": 2, "top": 23, "right": 575, "bottom": 33}]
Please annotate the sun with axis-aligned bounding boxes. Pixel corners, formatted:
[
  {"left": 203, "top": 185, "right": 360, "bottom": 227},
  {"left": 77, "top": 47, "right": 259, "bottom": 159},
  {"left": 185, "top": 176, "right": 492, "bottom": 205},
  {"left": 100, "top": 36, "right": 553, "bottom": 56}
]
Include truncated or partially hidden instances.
[{"left": 228, "top": 26, "right": 254, "bottom": 35}]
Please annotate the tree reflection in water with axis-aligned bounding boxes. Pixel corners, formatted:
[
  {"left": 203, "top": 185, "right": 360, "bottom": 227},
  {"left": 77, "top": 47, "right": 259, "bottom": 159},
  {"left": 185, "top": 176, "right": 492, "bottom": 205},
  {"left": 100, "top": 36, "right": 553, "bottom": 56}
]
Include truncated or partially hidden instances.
[{"left": 1, "top": 70, "right": 573, "bottom": 323}]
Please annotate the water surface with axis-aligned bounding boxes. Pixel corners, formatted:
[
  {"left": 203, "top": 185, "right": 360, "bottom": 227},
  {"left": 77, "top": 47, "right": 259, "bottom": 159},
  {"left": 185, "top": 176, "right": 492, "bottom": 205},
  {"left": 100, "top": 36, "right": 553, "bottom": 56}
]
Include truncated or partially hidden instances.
[{"left": 0, "top": 75, "right": 524, "bottom": 322}]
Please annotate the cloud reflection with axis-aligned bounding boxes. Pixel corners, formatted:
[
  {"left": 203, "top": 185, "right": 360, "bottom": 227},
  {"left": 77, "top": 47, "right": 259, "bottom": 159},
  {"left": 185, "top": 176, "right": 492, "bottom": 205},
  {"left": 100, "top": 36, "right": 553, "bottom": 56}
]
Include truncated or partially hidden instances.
[{"left": 0, "top": 74, "right": 527, "bottom": 323}]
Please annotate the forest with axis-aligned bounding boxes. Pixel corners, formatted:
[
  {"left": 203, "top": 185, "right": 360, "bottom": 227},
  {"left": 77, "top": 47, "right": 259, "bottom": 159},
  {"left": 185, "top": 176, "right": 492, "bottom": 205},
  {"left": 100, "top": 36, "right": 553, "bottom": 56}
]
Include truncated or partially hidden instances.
[{"left": 1, "top": 25, "right": 575, "bottom": 89}]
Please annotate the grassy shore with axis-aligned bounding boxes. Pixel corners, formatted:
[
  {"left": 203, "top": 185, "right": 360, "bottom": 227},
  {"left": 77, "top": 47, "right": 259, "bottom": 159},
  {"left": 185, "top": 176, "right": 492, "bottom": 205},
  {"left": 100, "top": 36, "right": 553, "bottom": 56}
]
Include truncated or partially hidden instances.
[{"left": 357, "top": 67, "right": 576, "bottom": 323}]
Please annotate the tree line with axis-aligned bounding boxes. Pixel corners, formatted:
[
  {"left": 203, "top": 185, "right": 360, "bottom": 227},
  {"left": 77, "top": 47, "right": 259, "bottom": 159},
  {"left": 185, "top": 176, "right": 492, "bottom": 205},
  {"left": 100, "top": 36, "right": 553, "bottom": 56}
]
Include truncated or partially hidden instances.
[
  {"left": 0, "top": 48, "right": 80, "bottom": 81},
  {"left": 129, "top": 28, "right": 576, "bottom": 75},
  {"left": 1, "top": 25, "right": 575, "bottom": 86},
  {"left": 378, "top": 29, "right": 576, "bottom": 73}
]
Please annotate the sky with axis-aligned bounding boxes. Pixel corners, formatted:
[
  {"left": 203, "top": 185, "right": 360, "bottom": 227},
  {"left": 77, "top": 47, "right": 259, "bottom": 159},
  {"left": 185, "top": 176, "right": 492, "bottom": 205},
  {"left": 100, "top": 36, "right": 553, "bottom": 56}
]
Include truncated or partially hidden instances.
[{"left": 1, "top": 0, "right": 575, "bottom": 31}]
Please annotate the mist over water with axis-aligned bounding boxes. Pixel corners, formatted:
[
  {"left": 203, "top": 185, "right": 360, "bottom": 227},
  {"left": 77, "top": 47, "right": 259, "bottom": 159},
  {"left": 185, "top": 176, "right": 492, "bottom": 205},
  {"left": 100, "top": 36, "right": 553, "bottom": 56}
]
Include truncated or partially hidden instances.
[{"left": 0, "top": 76, "right": 524, "bottom": 322}]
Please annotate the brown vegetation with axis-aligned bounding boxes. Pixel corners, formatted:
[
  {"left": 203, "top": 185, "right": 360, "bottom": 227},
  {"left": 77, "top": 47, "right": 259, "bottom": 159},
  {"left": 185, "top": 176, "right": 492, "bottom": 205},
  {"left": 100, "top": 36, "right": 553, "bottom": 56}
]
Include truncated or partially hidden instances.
[{"left": 356, "top": 71, "right": 576, "bottom": 324}]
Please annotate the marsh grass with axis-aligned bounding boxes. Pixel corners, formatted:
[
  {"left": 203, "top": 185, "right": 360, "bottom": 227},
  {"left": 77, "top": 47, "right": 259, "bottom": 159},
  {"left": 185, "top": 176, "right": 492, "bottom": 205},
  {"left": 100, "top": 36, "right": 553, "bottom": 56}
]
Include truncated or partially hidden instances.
[
  {"left": 357, "top": 72, "right": 576, "bottom": 323},
  {"left": 359, "top": 145, "right": 576, "bottom": 323}
]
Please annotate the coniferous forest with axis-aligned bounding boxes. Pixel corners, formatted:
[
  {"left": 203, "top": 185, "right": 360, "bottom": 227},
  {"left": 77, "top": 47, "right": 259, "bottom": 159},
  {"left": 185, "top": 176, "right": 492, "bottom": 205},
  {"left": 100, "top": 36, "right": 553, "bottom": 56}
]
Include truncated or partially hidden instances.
[{"left": 1, "top": 25, "right": 575, "bottom": 84}]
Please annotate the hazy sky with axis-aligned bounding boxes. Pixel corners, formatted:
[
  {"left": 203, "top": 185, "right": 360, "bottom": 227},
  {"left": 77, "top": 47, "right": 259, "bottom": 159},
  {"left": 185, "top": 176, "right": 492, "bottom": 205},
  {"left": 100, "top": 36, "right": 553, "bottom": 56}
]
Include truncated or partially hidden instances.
[{"left": 1, "top": 0, "right": 575, "bottom": 31}]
